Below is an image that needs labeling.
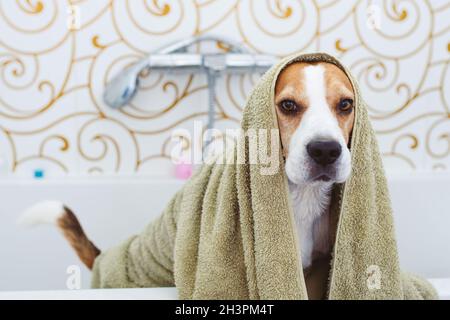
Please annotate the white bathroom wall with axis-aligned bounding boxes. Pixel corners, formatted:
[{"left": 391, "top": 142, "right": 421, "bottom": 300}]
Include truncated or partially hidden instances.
[{"left": 0, "top": 0, "right": 449, "bottom": 178}]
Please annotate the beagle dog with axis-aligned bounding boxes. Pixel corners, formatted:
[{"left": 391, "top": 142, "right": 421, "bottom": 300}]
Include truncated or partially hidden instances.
[
  {"left": 20, "top": 61, "right": 355, "bottom": 297},
  {"left": 275, "top": 62, "right": 355, "bottom": 271}
]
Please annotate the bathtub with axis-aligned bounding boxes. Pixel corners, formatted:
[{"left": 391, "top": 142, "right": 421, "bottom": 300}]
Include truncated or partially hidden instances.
[
  {"left": 0, "top": 173, "right": 449, "bottom": 298},
  {"left": 0, "top": 282, "right": 448, "bottom": 300}
]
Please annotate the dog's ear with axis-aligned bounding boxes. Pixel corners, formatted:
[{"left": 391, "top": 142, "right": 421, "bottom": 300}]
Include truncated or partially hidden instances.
[
  {"left": 347, "top": 130, "right": 353, "bottom": 149},
  {"left": 347, "top": 106, "right": 356, "bottom": 149},
  {"left": 275, "top": 121, "right": 288, "bottom": 159}
]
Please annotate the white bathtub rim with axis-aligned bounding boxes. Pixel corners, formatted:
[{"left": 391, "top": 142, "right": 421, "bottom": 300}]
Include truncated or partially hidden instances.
[{"left": 0, "top": 279, "right": 449, "bottom": 300}]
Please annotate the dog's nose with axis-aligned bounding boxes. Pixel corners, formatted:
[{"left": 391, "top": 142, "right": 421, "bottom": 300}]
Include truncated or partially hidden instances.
[{"left": 307, "top": 140, "right": 342, "bottom": 166}]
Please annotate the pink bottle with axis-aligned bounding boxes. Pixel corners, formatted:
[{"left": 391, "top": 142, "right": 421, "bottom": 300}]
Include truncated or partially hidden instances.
[{"left": 174, "top": 157, "right": 193, "bottom": 180}]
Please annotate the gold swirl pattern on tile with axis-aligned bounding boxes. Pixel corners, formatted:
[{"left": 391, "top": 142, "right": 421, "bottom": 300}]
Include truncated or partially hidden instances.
[{"left": 0, "top": 0, "right": 448, "bottom": 175}]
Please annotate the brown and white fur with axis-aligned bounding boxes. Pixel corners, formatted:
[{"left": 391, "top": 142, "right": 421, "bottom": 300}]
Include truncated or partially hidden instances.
[
  {"left": 275, "top": 62, "right": 355, "bottom": 269},
  {"left": 19, "top": 62, "right": 355, "bottom": 274}
]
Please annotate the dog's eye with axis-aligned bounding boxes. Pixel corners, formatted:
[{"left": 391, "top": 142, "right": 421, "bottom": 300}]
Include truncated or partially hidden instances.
[
  {"left": 338, "top": 99, "right": 353, "bottom": 114},
  {"left": 279, "top": 100, "right": 298, "bottom": 113}
]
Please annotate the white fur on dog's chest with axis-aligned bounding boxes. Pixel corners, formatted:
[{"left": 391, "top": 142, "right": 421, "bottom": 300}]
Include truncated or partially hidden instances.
[{"left": 288, "top": 182, "right": 332, "bottom": 269}]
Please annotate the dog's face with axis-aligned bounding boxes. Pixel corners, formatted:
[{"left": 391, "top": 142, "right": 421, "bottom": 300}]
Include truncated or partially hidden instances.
[{"left": 274, "top": 62, "right": 355, "bottom": 185}]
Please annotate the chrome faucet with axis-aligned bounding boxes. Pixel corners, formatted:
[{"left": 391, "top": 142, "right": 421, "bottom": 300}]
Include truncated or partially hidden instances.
[{"left": 102, "top": 35, "right": 277, "bottom": 146}]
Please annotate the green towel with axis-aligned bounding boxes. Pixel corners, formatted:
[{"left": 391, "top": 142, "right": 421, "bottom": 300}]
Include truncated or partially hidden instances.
[{"left": 91, "top": 52, "right": 437, "bottom": 300}]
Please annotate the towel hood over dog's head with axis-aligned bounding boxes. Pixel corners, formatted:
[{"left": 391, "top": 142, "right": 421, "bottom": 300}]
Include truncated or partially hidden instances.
[{"left": 91, "top": 52, "right": 437, "bottom": 300}]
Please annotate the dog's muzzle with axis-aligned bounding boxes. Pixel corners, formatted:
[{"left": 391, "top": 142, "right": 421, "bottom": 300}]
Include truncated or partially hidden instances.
[
  {"left": 306, "top": 139, "right": 342, "bottom": 181},
  {"left": 307, "top": 140, "right": 342, "bottom": 165}
]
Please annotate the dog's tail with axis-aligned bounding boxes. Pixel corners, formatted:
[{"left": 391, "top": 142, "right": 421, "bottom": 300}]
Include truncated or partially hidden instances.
[{"left": 18, "top": 201, "right": 101, "bottom": 270}]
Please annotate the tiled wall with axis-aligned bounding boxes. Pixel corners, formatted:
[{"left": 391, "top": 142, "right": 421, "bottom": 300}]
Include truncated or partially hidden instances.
[{"left": 0, "top": 0, "right": 449, "bottom": 178}]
